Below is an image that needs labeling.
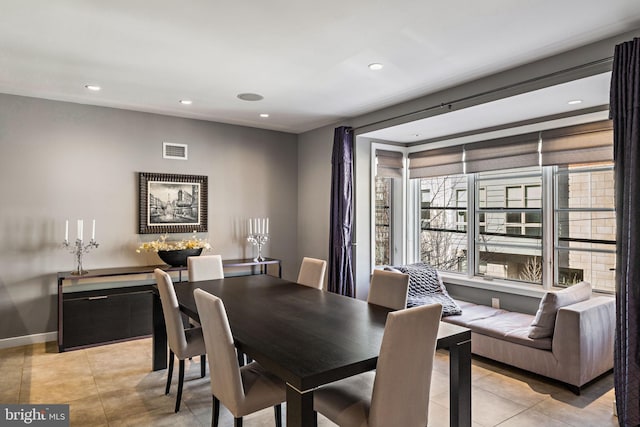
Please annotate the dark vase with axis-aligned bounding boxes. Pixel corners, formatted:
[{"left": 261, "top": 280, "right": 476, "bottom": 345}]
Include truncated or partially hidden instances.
[{"left": 157, "top": 248, "right": 203, "bottom": 267}]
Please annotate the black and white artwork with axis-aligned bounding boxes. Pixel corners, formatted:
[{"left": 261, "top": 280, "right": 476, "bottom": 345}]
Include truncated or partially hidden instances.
[{"left": 138, "top": 172, "right": 208, "bottom": 234}]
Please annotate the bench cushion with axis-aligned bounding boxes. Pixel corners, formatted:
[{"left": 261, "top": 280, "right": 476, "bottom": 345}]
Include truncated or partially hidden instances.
[
  {"left": 441, "top": 300, "right": 507, "bottom": 326},
  {"left": 469, "top": 312, "right": 552, "bottom": 350}
]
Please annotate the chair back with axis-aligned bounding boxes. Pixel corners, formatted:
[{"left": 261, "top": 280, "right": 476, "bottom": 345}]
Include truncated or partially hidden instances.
[
  {"left": 367, "top": 269, "right": 409, "bottom": 310},
  {"left": 154, "top": 269, "right": 189, "bottom": 358},
  {"left": 193, "top": 288, "right": 245, "bottom": 414},
  {"left": 297, "top": 257, "right": 327, "bottom": 289},
  {"left": 369, "top": 303, "right": 443, "bottom": 427},
  {"left": 188, "top": 254, "right": 224, "bottom": 282}
]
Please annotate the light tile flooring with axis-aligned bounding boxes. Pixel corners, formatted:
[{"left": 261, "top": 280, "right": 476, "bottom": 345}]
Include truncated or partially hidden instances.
[{"left": 0, "top": 338, "right": 617, "bottom": 426}]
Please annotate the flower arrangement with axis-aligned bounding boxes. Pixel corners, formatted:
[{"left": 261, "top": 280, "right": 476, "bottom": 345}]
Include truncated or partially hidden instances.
[{"left": 136, "top": 233, "right": 211, "bottom": 253}]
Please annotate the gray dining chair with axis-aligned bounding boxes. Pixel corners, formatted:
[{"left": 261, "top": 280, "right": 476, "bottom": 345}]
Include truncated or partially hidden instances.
[
  {"left": 188, "top": 254, "right": 224, "bottom": 282},
  {"left": 154, "top": 269, "right": 207, "bottom": 413},
  {"left": 367, "top": 269, "right": 410, "bottom": 310},
  {"left": 296, "top": 257, "right": 327, "bottom": 289},
  {"left": 314, "top": 303, "right": 443, "bottom": 427},
  {"left": 188, "top": 254, "right": 252, "bottom": 366},
  {"left": 193, "top": 288, "right": 286, "bottom": 427}
]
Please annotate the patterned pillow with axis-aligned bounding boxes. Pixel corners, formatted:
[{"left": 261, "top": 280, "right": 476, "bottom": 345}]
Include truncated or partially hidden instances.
[{"left": 389, "top": 263, "right": 462, "bottom": 316}]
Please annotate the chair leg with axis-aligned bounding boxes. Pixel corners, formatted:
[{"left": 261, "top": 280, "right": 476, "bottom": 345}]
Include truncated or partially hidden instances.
[
  {"left": 175, "top": 359, "right": 185, "bottom": 413},
  {"left": 234, "top": 417, "right": 243, "bottom": 427},
  {"left": 274, "top": 404, "right": 282, "bottom": 427},
  {"left": 212, "top": 397, "right": 220, "bottom": 427},
  {"left": 201, "top": 354, "right": 206, "bottom": 377},
  {"left": 165, "top": 350, "right": 175, "bottom": 395}
]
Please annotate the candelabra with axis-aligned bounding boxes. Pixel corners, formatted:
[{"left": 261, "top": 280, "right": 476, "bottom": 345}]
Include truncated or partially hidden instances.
[
  {"left": 62, "top": 238, "right": 99, "bottom": 275},
  {"left": 247, "top": 232, "right": 269, "bottom": 262}
]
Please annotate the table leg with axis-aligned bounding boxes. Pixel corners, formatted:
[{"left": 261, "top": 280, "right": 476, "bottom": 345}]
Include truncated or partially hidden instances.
[
  {"left": 449, "top": 337, "right": 472, "bottom": 427},
  {"left": 286, "top": 384, "right": 315, "bottom": 427},
  {"left": 152, "top": 292, "right": 168, "bottom": 371}
]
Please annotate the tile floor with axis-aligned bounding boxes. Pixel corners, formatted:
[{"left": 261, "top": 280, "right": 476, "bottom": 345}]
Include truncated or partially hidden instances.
[{"left": 0, "top": 338, "right": 617, "bottom": 426}]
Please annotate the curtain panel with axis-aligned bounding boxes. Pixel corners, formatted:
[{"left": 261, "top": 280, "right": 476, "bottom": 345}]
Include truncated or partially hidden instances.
[
  {"left": 328, "top": 126, "right": 355, "bottom": 297},
  {"left": 610, "top": 37, "right": 640, "bottom": 427}
]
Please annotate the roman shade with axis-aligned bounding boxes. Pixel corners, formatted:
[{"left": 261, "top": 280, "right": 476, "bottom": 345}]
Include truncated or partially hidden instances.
[
  {"left": 540, "top": 120, "right": 613, "bottom": 166},
  {"left": 376, "top": 149, "right": 404, "bottom": 179},
  {"left": 408, "top": 146, "right": 464, "bottom": 178},
  {"left": 464, "top": 132, "right": 540, "bottom": 173},
  {"left": 408, "top": 119, "right": 614, "bottom": 178}
]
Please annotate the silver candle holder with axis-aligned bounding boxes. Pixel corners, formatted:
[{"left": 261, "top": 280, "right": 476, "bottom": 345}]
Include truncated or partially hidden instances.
[
  {"left": 247, "top": 232, "right": 269, "bottom": 262},
  {"left": 247, "top": 217, "right": 269, "bottom": 262},
  {"left": 62, "top": 238, "right": 99, "bottom": 275}
]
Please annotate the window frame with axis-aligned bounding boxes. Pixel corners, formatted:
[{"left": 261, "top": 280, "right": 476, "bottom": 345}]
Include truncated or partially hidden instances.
[
  {"left": 403, "top": 163, "right": 615, "bottom": 293},
  {"left": 371, "top": 143, "right": 408, "bottom": 268}
]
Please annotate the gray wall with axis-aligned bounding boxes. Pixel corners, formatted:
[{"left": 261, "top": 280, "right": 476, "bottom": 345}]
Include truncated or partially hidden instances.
[
  {"left": 0, "top": 93, "right": 298, "bottom": 340},
  {"left": 296, "top": 126, "right": 333, "bottom": 288}
]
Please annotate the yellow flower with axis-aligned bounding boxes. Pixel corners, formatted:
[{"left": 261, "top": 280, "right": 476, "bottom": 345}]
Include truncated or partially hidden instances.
[{"left": 136, "top": 233, "right": 210, "bottom": 252}]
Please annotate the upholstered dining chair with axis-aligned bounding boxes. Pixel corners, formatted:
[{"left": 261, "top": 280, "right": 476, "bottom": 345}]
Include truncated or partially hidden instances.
[
  {"left": 314, "top": 303, "right": 443, "bottom": 427},
  {"left": 296, "top": 257, "right": 327, "bottom": 289},
  {"left": 154, "top": 269, "right": 207, "bottom": 413},
  {"left": 187, "top": 254, "right": 254, "bottom": 366},
  {"left": 193, "top": 288, "right": 286, "bottom": 427},
  {"left": 188, "top": 254, "right": 224, "bottom": 282},
  {"left": 367, "top": 269, "right": 410, "bottom": 310}
]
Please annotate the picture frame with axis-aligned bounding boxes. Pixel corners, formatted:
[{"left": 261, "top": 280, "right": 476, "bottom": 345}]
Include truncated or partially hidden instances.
[{"left": 138, "top": 172, "right": 208, "bottom": 234}]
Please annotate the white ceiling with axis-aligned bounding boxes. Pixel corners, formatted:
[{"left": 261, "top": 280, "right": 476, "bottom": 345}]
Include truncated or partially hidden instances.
[
  {"left": 1, "top": 1, "right": 639, "bottom": 135},
  {"left": 364, "top": 72, "right": 612, "bottom": 144}
]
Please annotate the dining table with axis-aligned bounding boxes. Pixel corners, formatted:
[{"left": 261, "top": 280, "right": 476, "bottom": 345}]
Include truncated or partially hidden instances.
[{"left": 151, "top": 274, "right": 471, "bottom": 427}]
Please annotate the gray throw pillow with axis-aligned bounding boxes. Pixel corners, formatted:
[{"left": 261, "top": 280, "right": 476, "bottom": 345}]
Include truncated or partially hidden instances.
[{"left": 528, "top": 281, "right": 592, "bottom": 339}]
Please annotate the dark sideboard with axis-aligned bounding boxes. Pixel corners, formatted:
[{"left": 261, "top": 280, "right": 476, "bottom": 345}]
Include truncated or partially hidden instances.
[{"left": 57, "top": 258, "right": 281, "bottom": 352}]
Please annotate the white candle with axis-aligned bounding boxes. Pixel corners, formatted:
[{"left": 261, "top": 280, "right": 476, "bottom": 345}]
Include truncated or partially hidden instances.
[
  {"left": 255, "top": 218, "right": 260, "bottom": 234},
  {"left": 248, "top": 219, "right": 252, "bottom": 235},
  {"left": 77, "top": 219, "right": 83, "bottom": 241},
  {"left": 262, "top": 218, "right": 266, "bottom": 235},
  {"left": 92, "top": 219, "right": 96, "bottom": 240},
  {"left": 266, "top": 217, "right": 269, "bottom": 234},
  {"left": 65, "top": 220, "right": 69, "bottom": 242}
]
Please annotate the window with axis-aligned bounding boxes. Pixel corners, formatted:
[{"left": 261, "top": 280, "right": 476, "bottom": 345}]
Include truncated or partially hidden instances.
[
  {"left": 399, "top": 119, "right": 615, "bottom": 293},
  {"left": 476, "top": 167, "right": 542, "bottom": 283},
  {"left": 418, "top": 175, "right": 467, "bottom": 273},
  {"left": 555, "top": 163, "right": 615, "bottom": 292},
  {"left": 375, "top": 177, "right": 392, "bottom": 266},
  {"left": 373, "top": 148, "right": 405, "bottom": 267}
]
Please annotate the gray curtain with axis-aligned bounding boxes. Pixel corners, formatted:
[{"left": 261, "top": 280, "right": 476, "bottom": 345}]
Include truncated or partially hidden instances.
[
  {"left": 610, "top": 37, "right": 640, "bottom": 427},
  {"left": 328, "top": 126, "right": 355, "bottom": 297}
]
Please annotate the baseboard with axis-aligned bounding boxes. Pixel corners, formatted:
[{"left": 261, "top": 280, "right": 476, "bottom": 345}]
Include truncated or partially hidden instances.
[{"left": 0, "top": 332, "right": 57, "bottom": 350}]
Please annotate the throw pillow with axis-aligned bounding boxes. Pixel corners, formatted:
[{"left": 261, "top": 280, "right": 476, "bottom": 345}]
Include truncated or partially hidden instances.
[{"left": 528, "top": 281, "right": 592, "bottom": 339}]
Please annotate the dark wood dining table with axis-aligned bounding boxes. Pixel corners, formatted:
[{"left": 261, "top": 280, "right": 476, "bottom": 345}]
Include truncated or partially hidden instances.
[{"left": 151, "top": 274, "right": 471, "bottom": 427}]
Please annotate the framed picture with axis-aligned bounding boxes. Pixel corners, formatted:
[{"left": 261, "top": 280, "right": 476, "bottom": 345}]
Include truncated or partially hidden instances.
[{"left": 138, "top": 172, "right": 208, "bottom": 234}]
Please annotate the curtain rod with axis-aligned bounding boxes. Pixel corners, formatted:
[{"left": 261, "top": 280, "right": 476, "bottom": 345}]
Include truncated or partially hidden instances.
[{"left": 353, "top": 57, "right": 614, "bottom": 133}]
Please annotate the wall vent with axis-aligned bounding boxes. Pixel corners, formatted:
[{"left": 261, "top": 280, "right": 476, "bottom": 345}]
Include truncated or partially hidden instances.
[{"left": 163, "top": 142, "right": 188, "bottom": 160}]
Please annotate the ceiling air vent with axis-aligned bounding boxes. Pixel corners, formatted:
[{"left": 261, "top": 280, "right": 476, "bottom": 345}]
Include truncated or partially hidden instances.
[{"left": 163, "top": 142, "right": 188, "bottom": 160}]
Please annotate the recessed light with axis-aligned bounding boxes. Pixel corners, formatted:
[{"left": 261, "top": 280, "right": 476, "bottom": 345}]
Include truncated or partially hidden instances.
[
  {"left": 368, "top": 63, "right": 384, "bottom": 71},
  {"left": 85, "top": 84, "right": 101, "bottom": 91},
  {"left": 237, "top": 93, "right": 264, "bottom": 101},
  {"left": 179, "top": 100, "right": 193, "bottom": 105},
  {"left": 568, "top": 99, "right": 583, "bottom": 105},
  {"left": 259, "top": 113, "right": 269, "bottom": 118}
]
